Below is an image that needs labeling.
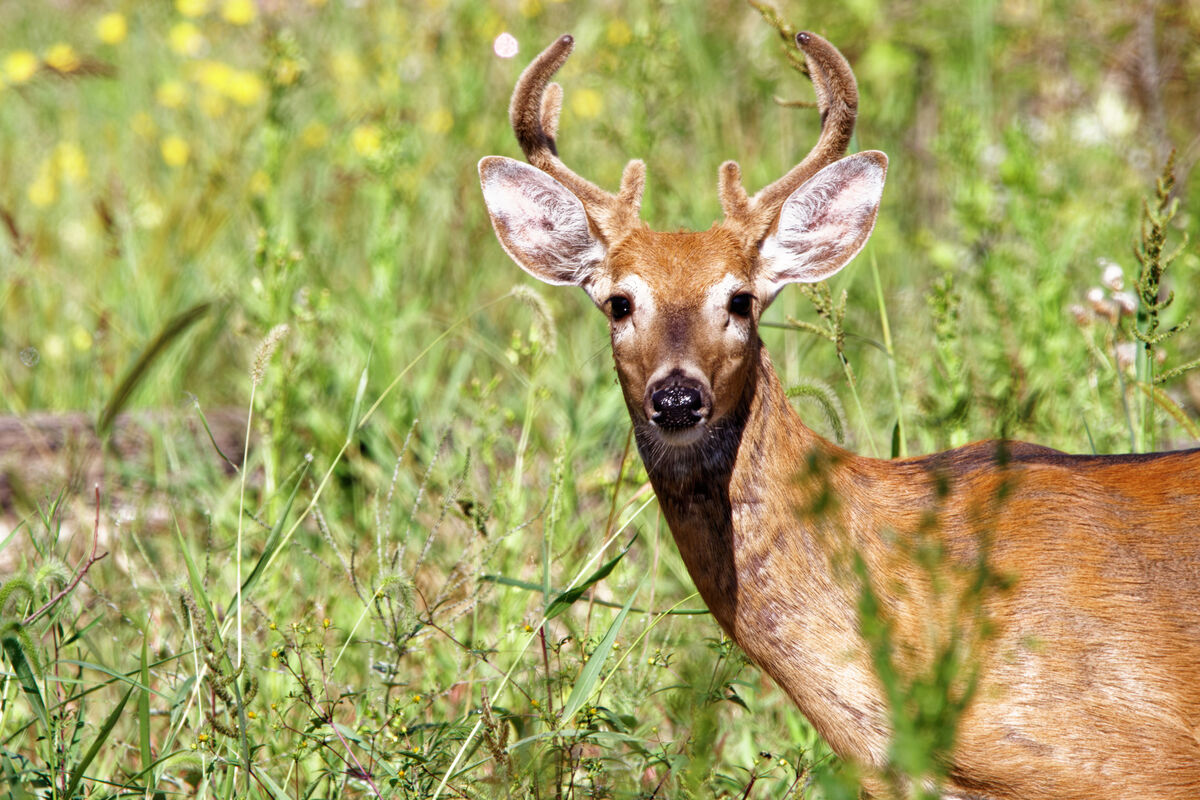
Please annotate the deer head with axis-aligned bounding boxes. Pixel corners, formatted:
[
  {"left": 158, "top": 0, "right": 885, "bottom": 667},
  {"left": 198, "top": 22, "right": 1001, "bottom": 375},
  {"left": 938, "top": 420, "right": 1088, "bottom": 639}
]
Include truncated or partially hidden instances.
[{"left": 479, "top": 32, "right": 886, "bottom": 451}]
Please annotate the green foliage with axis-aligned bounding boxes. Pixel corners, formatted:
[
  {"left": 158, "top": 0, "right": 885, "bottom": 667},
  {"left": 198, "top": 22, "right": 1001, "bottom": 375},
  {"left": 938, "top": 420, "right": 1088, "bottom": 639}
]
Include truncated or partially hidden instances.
[{"left": 0, "top": 0, "right": 1197, "bottom": 798}]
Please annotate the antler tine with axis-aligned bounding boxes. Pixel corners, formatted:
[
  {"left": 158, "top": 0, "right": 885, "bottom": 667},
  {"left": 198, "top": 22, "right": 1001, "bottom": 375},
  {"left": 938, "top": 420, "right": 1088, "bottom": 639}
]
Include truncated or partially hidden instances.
[
  {"left": 508, "top": 34, "right": 644, "bottom": 244},
  {"left": 721, "top": 30, "right": 859, "bottom": 243}
]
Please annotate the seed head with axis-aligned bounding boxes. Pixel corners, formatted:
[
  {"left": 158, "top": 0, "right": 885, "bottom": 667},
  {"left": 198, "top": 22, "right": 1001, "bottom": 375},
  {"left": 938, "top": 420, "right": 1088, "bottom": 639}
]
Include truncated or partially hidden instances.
[{"left": 251, "top": 324, "right": 289, "bottom": 386}]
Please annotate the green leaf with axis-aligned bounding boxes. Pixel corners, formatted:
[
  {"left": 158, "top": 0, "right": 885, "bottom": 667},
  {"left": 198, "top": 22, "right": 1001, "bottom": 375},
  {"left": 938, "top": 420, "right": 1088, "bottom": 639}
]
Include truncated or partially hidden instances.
[
  {"left": 236, "top": 457, "right": 310, "bottom": 603},
  {"left": 139, "top": 632, "right": 152, "bottom": 776},
  {"left": 175, "top": 518, "right": 219, "bottom": 633},
  {"left": 255, "top": 766, "right": 293, "bottom": 800},
  {"left": 559, "top": 576, "right": 643, "bottom": 725},
  {"left": 544, "top": 535, "right": 636, "bottom": 621},
  {"left": 65, "top": 684, "right": 133, "bottom": 798},
  {"left": 1, "top": 635, "right": 48, "bottom": 732},
  {"left": 347, "top": 353, "right": 371, "bottom": 441},
  {"left": 97, "top": 300, "right": 213, "bottom": 438}
]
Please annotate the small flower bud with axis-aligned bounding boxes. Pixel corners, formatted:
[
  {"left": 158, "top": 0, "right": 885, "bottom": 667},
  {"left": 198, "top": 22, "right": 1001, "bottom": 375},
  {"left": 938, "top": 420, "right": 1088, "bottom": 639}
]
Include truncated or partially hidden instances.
[
  {"left": 1115, "top": 342, "right": 1137, "bottom": 371},
  {"left": 1112, "top": 291, "right": 1137, "bottom": 316},
  {"left": 1099, "top": 259, "right": 1124, "bottom": 292},
  {"left": 1068, "top": 304, "right": 1090, "bottom": 327},
  {"left": 1086, "top": 288, "right": 1114, "bottom": 320}
]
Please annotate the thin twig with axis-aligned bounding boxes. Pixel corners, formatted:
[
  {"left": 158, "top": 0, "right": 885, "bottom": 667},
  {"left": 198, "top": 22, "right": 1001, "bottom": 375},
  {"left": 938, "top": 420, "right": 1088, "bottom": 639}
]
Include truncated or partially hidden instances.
[{"left": 25, "top": 485, "right": 108, "bottom": 626}]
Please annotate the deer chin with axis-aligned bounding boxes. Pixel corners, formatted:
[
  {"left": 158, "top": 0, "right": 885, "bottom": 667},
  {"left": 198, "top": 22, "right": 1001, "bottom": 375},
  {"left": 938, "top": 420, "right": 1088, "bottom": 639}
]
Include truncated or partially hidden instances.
[{"left": 648, "top": 418, "right": 710, "bottom": 448}]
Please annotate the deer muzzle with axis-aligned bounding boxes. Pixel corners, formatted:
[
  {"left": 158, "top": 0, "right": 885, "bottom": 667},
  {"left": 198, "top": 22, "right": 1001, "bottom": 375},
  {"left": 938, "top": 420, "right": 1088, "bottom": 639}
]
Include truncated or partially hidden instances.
[{"left": 646, "top": 374, "right": 711, "bottom": 436}]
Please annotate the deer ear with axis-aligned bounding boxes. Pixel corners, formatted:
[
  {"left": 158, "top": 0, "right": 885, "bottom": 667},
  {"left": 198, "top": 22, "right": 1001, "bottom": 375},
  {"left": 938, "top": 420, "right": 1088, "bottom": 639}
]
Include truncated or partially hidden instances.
[
  {"left": 479, "top": 156, "right": 607, "bottom": 286},
  {"left": 757, "top": 151, "right": 887, "bottom": 297}
]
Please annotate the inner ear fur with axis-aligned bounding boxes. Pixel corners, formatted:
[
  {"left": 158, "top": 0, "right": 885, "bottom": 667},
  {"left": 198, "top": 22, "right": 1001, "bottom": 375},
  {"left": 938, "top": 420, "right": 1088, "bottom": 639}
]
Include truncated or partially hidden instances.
[
  {"left": 478, "top": 156, "right": 607, "bottom": 286},
  {"left": 757, "top": 151, "right": 887, "bottom": 293}
]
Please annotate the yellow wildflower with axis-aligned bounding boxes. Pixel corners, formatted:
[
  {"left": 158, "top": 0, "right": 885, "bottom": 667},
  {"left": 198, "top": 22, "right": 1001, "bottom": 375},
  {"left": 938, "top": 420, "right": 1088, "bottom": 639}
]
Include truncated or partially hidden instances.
[
  {"left": 161, "top": 135, "right": 190, "bottom": 167},
  {"left": 226, "top": 70, "right": 264, "bottom": 106},
  {"left": 96, "top": 13, "right": 128, "bottom": 45},
  {"left": 422, "top": 108, "right": 453, "bottom": 135},
  {"left": 518, "top": 0, "right": 542, "bottom": 17},
  {"left": 72, "top": 325, "right": 93, "bottom": 351},
  {"left": 4, "top": 51, "right": 38, "bottom": 84},
  {"left": 28, "top": 169, "right": 57, "bottom": 208},
  {"left": 169, "top": 22, "right": 205, "bottom": 56},
  {"left": 273, "top": 57, "right": 301, "bottom": 86},
  {"left": 300, "top": 121, "right": 328, "bottom": 149},
  {"left": 45, "top": 44, "right": 81, "bottom": 73},
  {"left": 351, "top": 124, "right": 382, "bottom": 157},
  {"left": 607, "top": 19, "right": 632, "bottom": 47},
  {"left": 55, "top": 142, "right": 89, "bottom": 184},
  {"left": 191, "top": 59, "right": 232, "bottom": 91},
  {"left": 222, "top": 0, "right": 257, "bottom": 25},
  {"left": 156, "top": 80, "right": 188, "bottom": 109},
  {"left": 570, "top": 88, "right": 603, "bottom": 119},
  {"left": 176, "top": 0, "right": 210, "bottom": 17},
  {"left": 329, "top": 50, "right": 362, "bottom": 84}
]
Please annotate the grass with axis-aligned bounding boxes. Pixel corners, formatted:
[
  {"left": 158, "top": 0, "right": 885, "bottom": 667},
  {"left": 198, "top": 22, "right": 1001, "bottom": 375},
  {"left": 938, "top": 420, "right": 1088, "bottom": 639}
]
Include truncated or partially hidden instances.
[{"left": 1, "top": 0, "right": 1198, "bottom": 797}]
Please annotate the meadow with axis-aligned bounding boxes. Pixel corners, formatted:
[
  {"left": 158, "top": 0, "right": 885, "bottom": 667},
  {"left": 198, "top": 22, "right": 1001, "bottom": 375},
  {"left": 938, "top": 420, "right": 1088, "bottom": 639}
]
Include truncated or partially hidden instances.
[{"left": 0, "top": 0, "right": 1198, "bottom": 797}]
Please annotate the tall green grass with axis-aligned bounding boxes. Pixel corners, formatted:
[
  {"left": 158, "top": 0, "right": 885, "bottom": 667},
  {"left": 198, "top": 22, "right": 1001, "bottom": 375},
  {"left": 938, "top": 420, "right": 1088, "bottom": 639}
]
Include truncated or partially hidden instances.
[{"left": 1, "top": 0, "right": 1197, "bottom": 797}]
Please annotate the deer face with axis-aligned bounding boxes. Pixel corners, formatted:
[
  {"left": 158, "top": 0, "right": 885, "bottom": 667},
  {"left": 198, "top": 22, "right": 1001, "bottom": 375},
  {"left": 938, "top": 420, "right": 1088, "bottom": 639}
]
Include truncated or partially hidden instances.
[
  {"left": 479, "top": 31, "right": 885, "bottom": 450},
  {"left": 597, "top": 227, "right": 758, "bottom": 445},
  {"left": 479, "top": 152, "right": 886, "bottom": 449}
]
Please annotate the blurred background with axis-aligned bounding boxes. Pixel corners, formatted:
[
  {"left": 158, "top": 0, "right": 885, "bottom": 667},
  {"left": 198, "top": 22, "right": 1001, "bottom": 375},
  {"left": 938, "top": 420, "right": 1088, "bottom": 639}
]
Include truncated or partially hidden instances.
[{"left": 0, "top": 0, "right": 1197, "bottom": 796}]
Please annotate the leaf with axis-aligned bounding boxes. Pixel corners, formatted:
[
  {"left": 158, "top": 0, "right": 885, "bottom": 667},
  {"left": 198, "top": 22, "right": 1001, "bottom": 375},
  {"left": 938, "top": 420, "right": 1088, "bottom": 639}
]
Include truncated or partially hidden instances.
[
  {"left": 558, "top": 576, "right": 643, "bottom": 725},
  {"left": 347, "top": 353, "right": 371, "bottom": 441},
  {"left": 480, "top": 572, "right": 709, "bottom": 615},
  {"left": 544, "top": 535, "right": 636, "bottom": 620},
  {"left": 255, "top": 767, "right": 292, "bottom": 800},
  {"left": 139, "top": 632, "right": 152, "bottom": 776},
  {"left": 97, "top": 300, "right": 213, "bottom": 438},
  {"left": 65, "top": 684, "right": 133, "bottom": 798},
  {"left": 175, "top": 518, "right": 219, "bottom": 632},
  {"left": 236, "top": 457, "right": 310, "bottom": 604},
  {"left": 1, "top": 635, "right": 48, "bottom": 732}
]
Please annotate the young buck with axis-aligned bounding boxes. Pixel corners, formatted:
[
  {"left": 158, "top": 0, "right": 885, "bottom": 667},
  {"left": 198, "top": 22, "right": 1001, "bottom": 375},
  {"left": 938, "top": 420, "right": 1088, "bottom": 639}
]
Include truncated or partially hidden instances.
[{"left": 479, "top": 32, "right": 1200, "bottom": 799}]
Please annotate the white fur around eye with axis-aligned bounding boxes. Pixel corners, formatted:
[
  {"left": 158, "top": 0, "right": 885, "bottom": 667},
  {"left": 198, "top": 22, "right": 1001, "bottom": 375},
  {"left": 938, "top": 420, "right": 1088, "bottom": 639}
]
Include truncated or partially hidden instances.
[
  {"left": 602, "top": 274, "right": 657, "bottom": 343},
  {"left": 705, "top": 274, "right": 745, "bottom": 312}
]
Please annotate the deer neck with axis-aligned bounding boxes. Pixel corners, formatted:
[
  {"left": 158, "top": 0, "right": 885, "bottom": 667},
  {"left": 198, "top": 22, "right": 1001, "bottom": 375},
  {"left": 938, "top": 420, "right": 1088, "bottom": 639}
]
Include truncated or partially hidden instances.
[
  {"left": 633, "top": 343, "right": 853, "bottom": 633},
  {"left": 633, "top": 344, "right": 891, "bottom": 763}
]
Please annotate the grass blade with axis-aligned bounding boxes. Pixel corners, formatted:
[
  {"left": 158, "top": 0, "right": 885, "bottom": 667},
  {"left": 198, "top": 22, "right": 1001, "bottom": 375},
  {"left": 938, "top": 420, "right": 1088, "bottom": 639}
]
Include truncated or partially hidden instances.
[
  {"left": 558, "top": 576, "right": 644, "bottom": 725},
  {"left": 97, "top": 300, "right": 213, "bottom": 438},
  {"left": 544, "top": 535, "right": 636, "bottom": 621},
  {"left": 65, "top": 684, "right": 133, "bottom": 798},
  {"left": 139, "top": 632, "right": 152, "bottom": 777},
  {"left": 1, "top": 635, "right": 48, "bottom": 732},
  {"left": 236, "top": 457, "right": 310, "bottom": 603},
  {"left": 347, "top": 353, "right": 371, "bottom": 442}
]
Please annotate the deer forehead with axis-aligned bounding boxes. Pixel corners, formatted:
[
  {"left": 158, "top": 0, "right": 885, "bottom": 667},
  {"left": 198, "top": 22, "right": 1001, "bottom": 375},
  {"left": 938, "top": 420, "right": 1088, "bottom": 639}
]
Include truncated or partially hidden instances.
[{"left": 603, "top": 227, "right": 753, "bottom": 309}]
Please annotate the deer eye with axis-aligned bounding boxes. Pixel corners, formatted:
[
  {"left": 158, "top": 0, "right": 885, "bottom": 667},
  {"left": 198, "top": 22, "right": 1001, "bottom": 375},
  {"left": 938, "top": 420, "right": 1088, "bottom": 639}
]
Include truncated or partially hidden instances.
[
  {"left": 729, "top": 293, "right": 753, "bottom": 317},
  {"left": 609, "top": 296, "right": 632, "bottom": 321}
]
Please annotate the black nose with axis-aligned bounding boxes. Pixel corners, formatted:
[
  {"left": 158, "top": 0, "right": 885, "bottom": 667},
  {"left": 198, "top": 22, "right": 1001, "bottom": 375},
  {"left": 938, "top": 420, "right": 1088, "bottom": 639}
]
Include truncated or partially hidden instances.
[{"left": 651, "top": 384, "right": 704, "bottom": 430}]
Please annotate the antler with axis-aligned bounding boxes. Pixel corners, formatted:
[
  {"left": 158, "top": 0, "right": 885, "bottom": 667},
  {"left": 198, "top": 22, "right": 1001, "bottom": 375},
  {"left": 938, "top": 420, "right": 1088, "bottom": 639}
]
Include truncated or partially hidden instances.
[
  {"left": 509, "top": 35, "right": 646, "bottom": 245},
  {"left": 720, "top": 31, "right": 859, "bottom": 244}
]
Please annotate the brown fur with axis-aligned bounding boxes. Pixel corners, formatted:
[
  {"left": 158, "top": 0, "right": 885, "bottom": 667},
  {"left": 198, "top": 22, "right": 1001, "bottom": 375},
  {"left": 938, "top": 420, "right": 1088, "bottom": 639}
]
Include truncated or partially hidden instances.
[{"left": 481, "top": 32, "right": 1200, "bottom": 800}]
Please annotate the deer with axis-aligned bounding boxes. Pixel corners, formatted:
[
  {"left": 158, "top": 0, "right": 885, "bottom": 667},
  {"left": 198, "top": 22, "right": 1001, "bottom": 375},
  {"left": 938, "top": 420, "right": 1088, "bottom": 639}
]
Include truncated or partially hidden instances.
[{"left": 478, "top": 30, "right": 1200, "bottom": 800}]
